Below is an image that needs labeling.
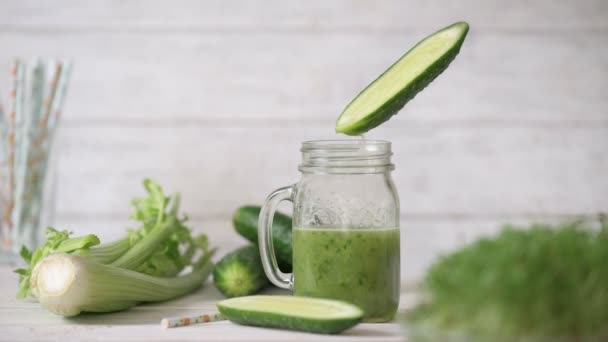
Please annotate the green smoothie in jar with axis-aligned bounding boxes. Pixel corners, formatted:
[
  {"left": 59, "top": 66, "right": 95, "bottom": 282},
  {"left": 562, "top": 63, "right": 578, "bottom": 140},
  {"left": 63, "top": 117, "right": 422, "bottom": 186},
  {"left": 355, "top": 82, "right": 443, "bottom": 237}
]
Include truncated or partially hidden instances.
[
  {"left": 258, "top": 140, "right": 401, "bottom": 323},
  {"left": 292, "top": 226, "right": 400, "bottom": 322}
]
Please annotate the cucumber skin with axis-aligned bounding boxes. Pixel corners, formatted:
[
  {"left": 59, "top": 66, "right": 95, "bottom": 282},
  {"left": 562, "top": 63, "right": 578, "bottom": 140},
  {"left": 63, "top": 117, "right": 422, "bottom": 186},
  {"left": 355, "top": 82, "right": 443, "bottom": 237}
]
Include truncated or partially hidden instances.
[
  {"left": 336, "top": 22, "right": 469, "bottom": 135},
  {"left": 232, "top": 205, "right": 292, "bottom": 272},
  {"left": 213, "top": 245, "right": 269, "bottom": 298},
  {"left": 218, "top": 303, "right": 361, "bottom": 335}
]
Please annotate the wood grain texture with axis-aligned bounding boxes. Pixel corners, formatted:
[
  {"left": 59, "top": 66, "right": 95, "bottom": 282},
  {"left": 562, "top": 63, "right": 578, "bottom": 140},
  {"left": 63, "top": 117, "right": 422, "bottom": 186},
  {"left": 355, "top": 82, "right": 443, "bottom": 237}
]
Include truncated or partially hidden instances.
[
  {"left": 0, "top": 266, "right": 410, "bottom": 341},
  {"left": 1, "top": 0, "right": 606, "bottom": 30},
  {"left": 0, "top": 32, "right": 606, "bottom": 123},
  {"left": 0, "top": 0, "right": 607, "bottom": 289},
  {"left": 53, "top": 124, "right": 608, "bottom": 219}
]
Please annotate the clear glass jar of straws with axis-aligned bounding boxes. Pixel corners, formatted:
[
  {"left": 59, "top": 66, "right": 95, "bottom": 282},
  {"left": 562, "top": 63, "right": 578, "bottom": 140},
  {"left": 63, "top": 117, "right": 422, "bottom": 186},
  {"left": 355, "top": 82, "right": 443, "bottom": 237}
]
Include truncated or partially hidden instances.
[{"left": 0, "top": 58, "right": 72, "bottom": 263}]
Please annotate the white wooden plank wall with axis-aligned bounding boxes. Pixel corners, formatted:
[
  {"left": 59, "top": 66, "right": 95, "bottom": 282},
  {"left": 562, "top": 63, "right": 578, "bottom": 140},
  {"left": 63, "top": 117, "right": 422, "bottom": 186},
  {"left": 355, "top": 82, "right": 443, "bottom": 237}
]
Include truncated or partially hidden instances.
[{"left": 1, "top": 0, "right": 607, "bottom": 283}]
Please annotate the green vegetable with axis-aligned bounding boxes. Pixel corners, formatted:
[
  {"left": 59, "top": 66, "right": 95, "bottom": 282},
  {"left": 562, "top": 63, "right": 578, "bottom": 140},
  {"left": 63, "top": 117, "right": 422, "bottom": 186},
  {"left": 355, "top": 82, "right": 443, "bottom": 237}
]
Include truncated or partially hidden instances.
[
  {"left": 117, "top": 179, "right": 212, "bottom": 277},
  {"left": 15, "top": 228, "right": 109, "bottom": 299},
  {"left": 232, "top": 205, "right": 292, "bottom": 271},
  {"left": 407, "top": 216, "right": 608, "bottom": 341},
  {"left": 335, "top": 21, "right": 469, "bottom": 135},
  {"left": 15, "top": 179, "right": 216, "bottom": 316},
  {"left": 31, "top": 253, "right": 213, "bottom": 317},
  {"left": 213, "top": 245, "right": 269, "bottom": 298},
  {"left": 217, "top": 295, "right": 363, "bottom": 334}
]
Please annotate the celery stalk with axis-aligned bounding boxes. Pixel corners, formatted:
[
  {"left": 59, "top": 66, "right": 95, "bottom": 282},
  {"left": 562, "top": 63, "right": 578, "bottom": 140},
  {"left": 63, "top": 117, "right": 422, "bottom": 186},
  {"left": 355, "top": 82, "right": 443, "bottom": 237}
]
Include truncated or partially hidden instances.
[
  {"left": 31, "top": 253, "right": 214, "bottom": 317},
  {"left": 86, "top": 237, "right": 131, "bottom": 264},
  {"left": 110, "top": 216, "right": 178, "bottom": 270}
]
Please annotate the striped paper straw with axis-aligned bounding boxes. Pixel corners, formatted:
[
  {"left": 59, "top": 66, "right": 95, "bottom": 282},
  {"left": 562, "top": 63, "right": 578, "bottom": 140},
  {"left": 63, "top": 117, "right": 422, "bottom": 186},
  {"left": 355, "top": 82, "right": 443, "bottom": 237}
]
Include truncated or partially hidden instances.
[
  {"left": 27, "top": 61, "right": 68, "bottom": 236},
  {"left": 21, "top": 59, "right": 46, "bottom": 200},
  {"left": 13, "top": 59, "right": 41, "bottom": 240},
  {"left": 160, "top": 312, "right": 225, "bottom": 328},
  {"left": 46, "top": 60, "right": 72, "bottom": 133},
  {"left": 39, "top": 62, "right": 61, "bottom": 132},
  {"left": 0, "top": 84, "right": 4, "bottom": 124},
  {"left": 29, "top": 58, "right": 47, "bottom": 127},
  {"left": 0, "top": 83, "right": 6, "bottom": 201},
  {"left": 0, "top": 84, "right": 5, "bottom": 150},
  {"left": 0, "top": 79, "right": 6, "bottom": 236},
  {"left": 15, "top": 59, "right": 46, "bottom": 241},
  {"left": 27, "top": 61, "right": 60, "bottom": 183},
  {"left": 2, "top": 59, "right": 25, "bottom": 237}
]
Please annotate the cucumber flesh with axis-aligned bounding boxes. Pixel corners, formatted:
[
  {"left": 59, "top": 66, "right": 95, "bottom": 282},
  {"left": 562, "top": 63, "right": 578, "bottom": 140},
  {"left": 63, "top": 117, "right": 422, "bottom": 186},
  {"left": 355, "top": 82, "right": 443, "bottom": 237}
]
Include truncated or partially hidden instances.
[
  {"left": 217, "top": 295, "right": 364, "bottom": 334},
  {"left": 336, "top": 21, "right": 469, "bottom": 135},
  {"left": 213, "top": 245, "right": 269, "bottom": 298}
]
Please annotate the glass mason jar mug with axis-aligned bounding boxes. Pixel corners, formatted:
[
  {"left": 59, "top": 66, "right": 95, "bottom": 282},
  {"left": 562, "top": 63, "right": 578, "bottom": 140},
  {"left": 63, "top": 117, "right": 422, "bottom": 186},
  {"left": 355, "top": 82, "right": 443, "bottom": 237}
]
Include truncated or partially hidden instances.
[{"left": 259, "top": 140, "right": 400, "bottom": 322}]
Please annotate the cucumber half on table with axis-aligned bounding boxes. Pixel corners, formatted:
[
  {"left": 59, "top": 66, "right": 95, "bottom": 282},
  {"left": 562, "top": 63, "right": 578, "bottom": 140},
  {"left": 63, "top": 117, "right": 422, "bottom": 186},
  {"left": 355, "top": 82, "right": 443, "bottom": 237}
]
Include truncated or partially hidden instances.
[
  {"left": 217, "top": 295, "right": 364, "bottom": 334},
  {"left": 336, "top": 21, "right": 469, "bottom": 135}
]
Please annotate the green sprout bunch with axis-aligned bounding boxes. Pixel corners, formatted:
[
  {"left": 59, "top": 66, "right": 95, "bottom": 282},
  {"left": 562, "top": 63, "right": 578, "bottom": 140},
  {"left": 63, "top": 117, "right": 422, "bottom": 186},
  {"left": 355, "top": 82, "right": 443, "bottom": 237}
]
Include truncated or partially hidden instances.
[{"left": 408, "top": 215, "right": 608, "bottom": 341}]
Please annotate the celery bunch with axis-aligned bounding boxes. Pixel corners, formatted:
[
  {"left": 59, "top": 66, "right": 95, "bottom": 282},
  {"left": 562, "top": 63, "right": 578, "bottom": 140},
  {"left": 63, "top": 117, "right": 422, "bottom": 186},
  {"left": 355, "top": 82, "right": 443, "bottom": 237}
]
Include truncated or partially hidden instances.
[{"left": 15, "top": 179, "right": 216, "bottom": 317}]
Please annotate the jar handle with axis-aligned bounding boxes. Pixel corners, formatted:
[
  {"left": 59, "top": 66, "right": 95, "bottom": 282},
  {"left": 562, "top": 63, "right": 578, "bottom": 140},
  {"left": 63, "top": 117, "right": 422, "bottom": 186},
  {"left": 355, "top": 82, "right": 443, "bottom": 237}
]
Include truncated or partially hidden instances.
[{"left": 258, "top": 185, "right": 294, "bottom": 290}]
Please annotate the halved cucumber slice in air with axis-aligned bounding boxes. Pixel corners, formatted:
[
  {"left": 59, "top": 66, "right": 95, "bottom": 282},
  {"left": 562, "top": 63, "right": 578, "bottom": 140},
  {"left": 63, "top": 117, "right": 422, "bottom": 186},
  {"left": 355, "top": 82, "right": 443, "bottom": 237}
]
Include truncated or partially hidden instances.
[
  {"left": 336, "top": 21, "right": 469, "bottom": 135},
  {"left": 217, "top": 295, "right": 364, "bottom": 334}
]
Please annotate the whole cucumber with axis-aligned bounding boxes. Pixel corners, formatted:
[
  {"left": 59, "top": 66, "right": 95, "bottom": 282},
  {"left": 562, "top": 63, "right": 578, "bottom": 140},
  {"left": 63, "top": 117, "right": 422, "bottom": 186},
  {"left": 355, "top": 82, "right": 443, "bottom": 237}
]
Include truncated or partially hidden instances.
[
  {"left": 213, "top": 245, "right": 269, "bottom": 298},
  {"left": 232, "top": 205, "right": 292, "bottom": 272}
]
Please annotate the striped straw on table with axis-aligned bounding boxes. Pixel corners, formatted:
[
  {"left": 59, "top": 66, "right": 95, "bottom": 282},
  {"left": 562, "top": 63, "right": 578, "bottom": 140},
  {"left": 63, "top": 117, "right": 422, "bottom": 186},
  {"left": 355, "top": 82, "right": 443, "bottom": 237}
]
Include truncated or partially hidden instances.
[{"left": 161, "top": 312, "right": 226, "bottom": 328}]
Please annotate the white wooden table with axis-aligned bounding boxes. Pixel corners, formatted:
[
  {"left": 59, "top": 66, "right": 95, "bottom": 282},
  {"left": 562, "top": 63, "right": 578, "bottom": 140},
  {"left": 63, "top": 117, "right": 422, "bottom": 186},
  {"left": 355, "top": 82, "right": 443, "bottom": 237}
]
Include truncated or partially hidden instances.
[{"left": 0, "top": 266, "right": 414, "bottom": 341}]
